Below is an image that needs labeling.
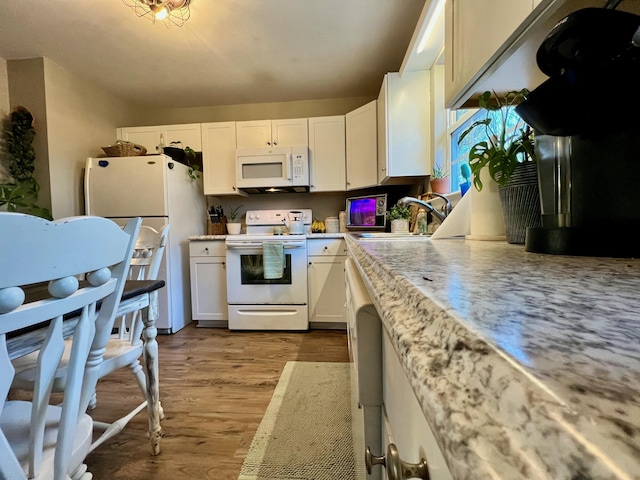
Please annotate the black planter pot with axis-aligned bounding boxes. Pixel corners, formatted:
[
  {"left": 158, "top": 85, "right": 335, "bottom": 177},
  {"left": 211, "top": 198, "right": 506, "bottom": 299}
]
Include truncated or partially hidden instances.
[{"left": 498, "top": 162, "right": 542, "bottom": 244}]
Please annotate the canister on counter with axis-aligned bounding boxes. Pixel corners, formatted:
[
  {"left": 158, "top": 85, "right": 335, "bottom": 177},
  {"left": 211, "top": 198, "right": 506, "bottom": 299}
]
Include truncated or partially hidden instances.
[
  {"left": 325, "top": 216, "right": 339, "bottom": 233},
  {"left": 339, "top": 211, "right": 347, "bottom": 232}
]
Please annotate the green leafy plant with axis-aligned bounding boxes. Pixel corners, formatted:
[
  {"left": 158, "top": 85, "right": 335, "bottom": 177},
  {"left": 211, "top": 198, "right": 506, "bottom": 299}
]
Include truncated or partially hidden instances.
[
  {"left": 184, "top": 146, "right": 201, "bottom": 181},
  {"left": 387, "top": 204, "right": 411, "bottom": 221},
  {"left": 227, "top": 204, "right": 244, "bottom": 222},
  {"left": 432, "top": 161, "right": 448, "bottom": 179},
  {"left": 458, "top": 89, "right": 536, "bottom": 191},
  {"left": 0, "top": 107, "right": 52, "bottom": 219}
]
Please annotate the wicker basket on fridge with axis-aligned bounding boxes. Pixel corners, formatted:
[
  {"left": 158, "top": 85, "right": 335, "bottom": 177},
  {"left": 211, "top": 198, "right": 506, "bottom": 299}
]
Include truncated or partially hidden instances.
[{"left": 102, "top": 140, "right": 147, "bottom": 157}]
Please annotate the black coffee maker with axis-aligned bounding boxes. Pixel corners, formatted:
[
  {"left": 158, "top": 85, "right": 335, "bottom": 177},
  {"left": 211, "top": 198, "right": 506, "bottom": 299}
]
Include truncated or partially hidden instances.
[{"left": 516, "top": 3, "right": 640, "bottom": 257}]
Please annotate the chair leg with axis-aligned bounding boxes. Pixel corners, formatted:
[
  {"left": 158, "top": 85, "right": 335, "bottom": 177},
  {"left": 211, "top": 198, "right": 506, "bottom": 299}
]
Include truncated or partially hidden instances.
[
  {"left": 70, "top": 462, "right": 93, "bottom": 480},
  {"left": 130, "top": 360, "right": 165, "bottom": 420},
  {"left": 87, "top": 390, "right": 97, "bottom": 410}
]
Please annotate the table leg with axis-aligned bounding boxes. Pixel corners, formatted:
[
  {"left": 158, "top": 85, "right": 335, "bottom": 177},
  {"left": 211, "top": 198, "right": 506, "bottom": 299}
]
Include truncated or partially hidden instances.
[{"left": 141, "top": 290, "right": 162, "bottom": 455}]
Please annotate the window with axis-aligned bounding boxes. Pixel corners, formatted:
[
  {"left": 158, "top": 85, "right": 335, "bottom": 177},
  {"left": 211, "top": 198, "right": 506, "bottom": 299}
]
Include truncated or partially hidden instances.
[
  {"left": 448, "top": 105, "right": 525, "bottom": 193},
  {"left": 449, "top": 109, "right": 480, "bottom": 193}
]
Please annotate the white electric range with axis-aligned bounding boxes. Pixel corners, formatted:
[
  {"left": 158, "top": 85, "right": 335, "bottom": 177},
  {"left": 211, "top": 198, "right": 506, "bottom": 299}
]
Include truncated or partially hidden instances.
[{"left": 224, "top": 209, "right": 312, "bottom": 330}]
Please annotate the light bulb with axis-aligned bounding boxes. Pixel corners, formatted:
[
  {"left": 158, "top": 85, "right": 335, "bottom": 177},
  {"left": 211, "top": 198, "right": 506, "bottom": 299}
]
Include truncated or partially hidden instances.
[{"left": 155, "top": 6, "right": 169, "bottom": 20}]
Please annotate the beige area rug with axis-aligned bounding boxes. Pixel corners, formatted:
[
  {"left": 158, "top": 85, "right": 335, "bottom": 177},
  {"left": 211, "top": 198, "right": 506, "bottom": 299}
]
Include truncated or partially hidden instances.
[{"left": 238, "top": 361, "right": 364, "bottom": 480}]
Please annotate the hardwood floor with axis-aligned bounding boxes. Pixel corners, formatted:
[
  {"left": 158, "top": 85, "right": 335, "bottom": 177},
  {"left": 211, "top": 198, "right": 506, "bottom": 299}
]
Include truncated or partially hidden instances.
[{"left": 85, "top": 324, "right": 350, "bottom": 479}]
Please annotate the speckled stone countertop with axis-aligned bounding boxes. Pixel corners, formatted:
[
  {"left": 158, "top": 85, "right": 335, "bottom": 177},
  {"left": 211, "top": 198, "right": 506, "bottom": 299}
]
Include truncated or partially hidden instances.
[{"left": 345, "top": 235, "right": 640, "bottom": 480}]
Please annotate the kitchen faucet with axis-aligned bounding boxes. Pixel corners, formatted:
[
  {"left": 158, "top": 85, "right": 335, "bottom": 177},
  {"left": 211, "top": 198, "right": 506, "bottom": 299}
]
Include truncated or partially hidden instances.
[{"left": 397, "top": 194, "right": 452, "bottom": 223}]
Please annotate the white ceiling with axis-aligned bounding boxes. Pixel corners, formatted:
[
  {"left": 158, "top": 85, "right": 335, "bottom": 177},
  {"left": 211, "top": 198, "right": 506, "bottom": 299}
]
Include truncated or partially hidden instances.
[{"left": 0, "top": 0, "right": 443, "bottom": 110}]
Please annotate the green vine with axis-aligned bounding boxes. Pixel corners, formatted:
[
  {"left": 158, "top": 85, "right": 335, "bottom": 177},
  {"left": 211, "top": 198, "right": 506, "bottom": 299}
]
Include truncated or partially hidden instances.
[{"left": 0, "top": 107, "right": 52, "bottom": 219}]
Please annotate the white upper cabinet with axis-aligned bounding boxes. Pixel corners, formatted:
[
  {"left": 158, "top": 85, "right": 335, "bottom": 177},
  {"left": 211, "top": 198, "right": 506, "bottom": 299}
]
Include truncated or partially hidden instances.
[
  {"left": 116, "top": 125, "right": 163, "bottom": 154},
  {"left": 308, "top": 116, "right": 346, "bottom": 192},
  {"left": 345, "top": 100, "right": 378, "bottom": 191},
  {"left": 440, "top": 1, "right": 608, "bottom": 109},
  {"left": 236, "top": 118, "right": 308, "bottom": 148},
  {"left": 201, "top": 122, "right": 243, "bottom": 196},
  {"left": 377, "top": 71, "right": 430, "bottom": 185},
  {"left": 117, "top": 123, "right": 202, "bottom": 153},
  {"left": 162, "top": 123, "right": 202, "bottom": 151}
]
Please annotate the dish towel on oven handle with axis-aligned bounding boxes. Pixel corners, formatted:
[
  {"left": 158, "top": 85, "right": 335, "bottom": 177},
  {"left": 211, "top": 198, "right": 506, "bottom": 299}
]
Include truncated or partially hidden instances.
[{"left": 263, "top": 241, "right": 285, "bottom": 279}]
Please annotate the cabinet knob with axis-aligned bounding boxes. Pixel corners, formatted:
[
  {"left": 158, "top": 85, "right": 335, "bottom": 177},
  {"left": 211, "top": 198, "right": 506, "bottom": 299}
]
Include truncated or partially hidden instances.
[
  {"left": 365, "top": 444, "right": 430, "bottom": 480},
  {"left": 365, "top": 446, "right": 386, "bottom": 474}
]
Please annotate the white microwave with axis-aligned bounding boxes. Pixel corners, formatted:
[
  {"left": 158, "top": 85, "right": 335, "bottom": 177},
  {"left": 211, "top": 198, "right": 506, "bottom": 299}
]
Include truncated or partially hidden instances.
[{"left": 236, "top": 146, "right": 310, "bottom": 193}]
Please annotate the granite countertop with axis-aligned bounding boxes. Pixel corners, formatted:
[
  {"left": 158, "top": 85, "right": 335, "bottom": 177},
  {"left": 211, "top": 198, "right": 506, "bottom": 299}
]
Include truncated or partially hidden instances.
[{"left": 345, "top": 234, "right": 640, "bottom": 480}]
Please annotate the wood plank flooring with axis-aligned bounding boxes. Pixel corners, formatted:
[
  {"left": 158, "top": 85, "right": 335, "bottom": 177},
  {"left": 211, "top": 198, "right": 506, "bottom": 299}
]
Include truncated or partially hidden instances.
[{"left": 85, "top": 324, "right": 350, "bottom": 479}]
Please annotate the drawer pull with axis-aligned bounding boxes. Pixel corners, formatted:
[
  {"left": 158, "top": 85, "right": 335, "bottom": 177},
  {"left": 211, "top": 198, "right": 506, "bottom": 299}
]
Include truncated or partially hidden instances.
[{"left": 365, "top": 444, "right": 430, "bottom": 480}]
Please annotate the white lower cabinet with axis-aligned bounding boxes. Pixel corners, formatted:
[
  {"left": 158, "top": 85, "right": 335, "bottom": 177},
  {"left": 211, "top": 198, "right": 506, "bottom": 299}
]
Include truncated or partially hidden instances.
[
  {"left": 189, "top": 241, "right": 228, "bottom": 327},
  {"left": 307, "top": 238, "right": 347, "bottom": 328},
  {"left": 381, "top": 329, "right": 453, "bottom": 480},
  {"left": 345, "top": 258, "right": 452, "bottom": 480}
]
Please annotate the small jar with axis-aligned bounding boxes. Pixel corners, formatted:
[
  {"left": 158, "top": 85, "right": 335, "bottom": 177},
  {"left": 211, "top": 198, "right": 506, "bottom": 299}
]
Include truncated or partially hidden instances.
[
  {"left": 339, "top": 211, "right": 347, "bottom": 232},
  {"left": 325, "top": 217, "right": 339, "bottom": 234}
]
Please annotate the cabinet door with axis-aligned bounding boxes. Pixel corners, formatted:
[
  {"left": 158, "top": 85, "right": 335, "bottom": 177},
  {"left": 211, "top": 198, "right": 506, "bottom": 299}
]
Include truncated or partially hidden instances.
[
  {"left": 345, "top": 100, "right": 378, "bottom": 191},
  {"left": 445, "top": 0, "right": 535, "bottom": 108},
  {"left": 382, "top": 330, "right": 453, "bottom": 480},
  {"left": 117, "top": 126, "right": 162, "bottom": 153},
  {"left": 236, "top": 120, "right": 272, "bottom": 148},
  {"left": 308, "top": 116, "right": 346, "bottom": 192},
  {"left": 308, "top": 256, "right": 347, "bottom": 325},
  {"left": 163, "top": 123, "right": 202, "bottom": 151},
  {"left": 189, "top": 256, "right": 228, "bottom": 321},
  {"left": 201, "top": 122, "right": 239, "bottom": 196},
  {"left": 377, "top": 71, "right": 430, "bottom": 183},
  {"left": 271, "top": 118, "right": 308, "bottom": 147}
]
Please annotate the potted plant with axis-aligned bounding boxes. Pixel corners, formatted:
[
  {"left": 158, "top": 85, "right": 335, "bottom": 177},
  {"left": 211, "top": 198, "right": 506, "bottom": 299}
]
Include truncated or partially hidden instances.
[
  {"left": 458, "top": 89, "right": 541, "bottom": 243},
  {"left": 459, "top": 89, "right": 536, "bottom": 191},
  {"left": 163, "top": 141, "right": 201, "bottom": 181},
  {"left": 430, "top": 161, "right": 449, "bottom": 194},
  {"left": 226, "top": 204, "right": 244, "bottom": 235},
  {"left": 0, "top": 107, "right": 52, "bottom": 219},
  {"left": 387, "top": 204, "right": 411, "bottom": 233}
]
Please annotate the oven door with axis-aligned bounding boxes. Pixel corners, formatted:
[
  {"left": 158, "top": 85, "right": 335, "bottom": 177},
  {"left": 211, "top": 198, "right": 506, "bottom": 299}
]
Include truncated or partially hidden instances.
[{"left": 225, "top": 238, "right": 307, "bottom": 304}]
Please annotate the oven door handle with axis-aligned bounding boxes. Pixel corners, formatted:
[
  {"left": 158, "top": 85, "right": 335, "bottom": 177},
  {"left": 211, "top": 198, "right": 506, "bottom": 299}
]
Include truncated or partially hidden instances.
[{"left": 226, "top": 241, "right": 306, "bottom": 249}]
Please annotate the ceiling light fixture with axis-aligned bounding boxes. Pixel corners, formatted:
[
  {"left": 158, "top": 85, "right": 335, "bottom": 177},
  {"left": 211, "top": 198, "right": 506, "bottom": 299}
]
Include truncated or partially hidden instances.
[{"left": 122, "top": 0, "right": 191, "bottom": 27}]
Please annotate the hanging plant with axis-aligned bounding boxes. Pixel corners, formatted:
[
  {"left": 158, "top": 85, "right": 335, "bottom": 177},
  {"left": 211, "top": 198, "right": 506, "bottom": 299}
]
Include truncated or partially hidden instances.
[{"left": 0, "top": 106, "right": 52, "bottom": 219}]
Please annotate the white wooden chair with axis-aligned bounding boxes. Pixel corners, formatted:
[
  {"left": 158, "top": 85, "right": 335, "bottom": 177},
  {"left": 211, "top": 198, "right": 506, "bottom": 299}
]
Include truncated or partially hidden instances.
[
  {"left": 0, "top": 213, "right": 140, "bottom": 480},
  {"left": 88, "top": 224, "right": 169, "bottom": 450}
]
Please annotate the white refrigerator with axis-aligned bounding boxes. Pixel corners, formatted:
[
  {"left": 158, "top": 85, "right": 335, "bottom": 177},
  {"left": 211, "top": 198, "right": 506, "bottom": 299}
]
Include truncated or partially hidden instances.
[{"left": 85, "top": 154, "right": 207, "bottom": 333}]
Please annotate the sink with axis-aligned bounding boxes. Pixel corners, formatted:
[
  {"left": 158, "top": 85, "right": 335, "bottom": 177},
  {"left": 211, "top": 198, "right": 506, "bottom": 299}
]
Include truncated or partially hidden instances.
[{"left": 352, "top": 232, "right": 431, "bottom": 240}]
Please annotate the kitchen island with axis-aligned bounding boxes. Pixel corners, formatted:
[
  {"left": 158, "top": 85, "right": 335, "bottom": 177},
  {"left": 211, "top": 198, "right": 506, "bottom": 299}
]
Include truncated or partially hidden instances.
[{"left": 345, "top": 234, "right": 640, "bottom": 480}]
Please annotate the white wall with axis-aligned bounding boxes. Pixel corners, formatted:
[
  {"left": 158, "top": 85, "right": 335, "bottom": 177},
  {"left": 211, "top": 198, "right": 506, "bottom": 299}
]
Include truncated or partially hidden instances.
[
  {"left": 0, "top": 58, "right": 10, "bottom": 182},
  {"left": 7, "top": 57, "right": 140, "bottom": 218},
  {"left": 126, "top": 96, "right": 375, "bottom": 127}
]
